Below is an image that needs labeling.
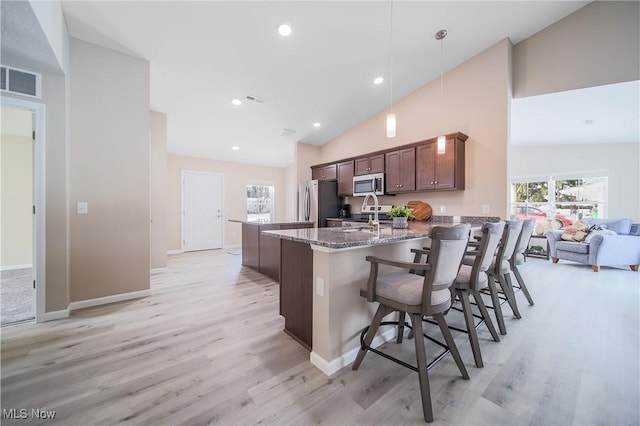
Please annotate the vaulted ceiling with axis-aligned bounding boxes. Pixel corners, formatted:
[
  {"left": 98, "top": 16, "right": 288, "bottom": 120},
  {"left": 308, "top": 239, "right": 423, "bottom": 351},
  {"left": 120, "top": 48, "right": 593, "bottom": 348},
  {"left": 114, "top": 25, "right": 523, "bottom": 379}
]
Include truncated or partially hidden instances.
[{"left": 11, "top": 1, "right": 623, "bottom": 167}]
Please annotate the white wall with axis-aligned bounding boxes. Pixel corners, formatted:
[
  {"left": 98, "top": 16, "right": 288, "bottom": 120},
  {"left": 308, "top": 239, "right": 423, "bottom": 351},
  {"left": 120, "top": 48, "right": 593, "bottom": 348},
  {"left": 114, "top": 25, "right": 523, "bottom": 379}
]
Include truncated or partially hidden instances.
[
  {"left": 29, "top": 0, "right": 70, "bottom": 73},
  {"left": 509, "top": 143, "right": 640, "bottom": 221}
]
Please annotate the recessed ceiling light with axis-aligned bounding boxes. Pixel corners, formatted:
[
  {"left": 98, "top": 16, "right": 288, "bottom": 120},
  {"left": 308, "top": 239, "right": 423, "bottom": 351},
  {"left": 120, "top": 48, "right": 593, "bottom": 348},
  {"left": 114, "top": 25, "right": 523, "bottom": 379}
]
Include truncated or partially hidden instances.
[
  {"left": 313, "top": 122, "right": 321, "bottom": 128},
  {"left": 278, "top": 24, "right": 292, "bottom": 37},
  {"left": 374, "top": 77, "right": 384, "bottom": 85},
  {"left": 231, "top": 99, "right": 242, "bottom": 106},
  {"left": 231, "top": 146, "right": 240, "bottom": 150}
]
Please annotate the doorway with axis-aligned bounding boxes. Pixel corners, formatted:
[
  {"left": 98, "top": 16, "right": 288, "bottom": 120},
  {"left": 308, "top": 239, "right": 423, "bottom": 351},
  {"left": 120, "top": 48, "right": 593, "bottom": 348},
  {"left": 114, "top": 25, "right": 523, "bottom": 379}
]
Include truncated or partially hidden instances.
[
  {"left": 182, "top": 171, "right": 223, "bottom": 252},
  {"left": 1, "top": 106, "right": 35, "bottom": 325}
]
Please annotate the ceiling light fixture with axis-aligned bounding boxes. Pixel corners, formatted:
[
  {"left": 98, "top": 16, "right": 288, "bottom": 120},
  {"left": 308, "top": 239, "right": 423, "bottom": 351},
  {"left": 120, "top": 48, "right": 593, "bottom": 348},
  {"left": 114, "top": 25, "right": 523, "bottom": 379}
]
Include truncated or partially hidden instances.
[
  {"left": 231, "top": 98, "right": 242, "bottom": 106},
  {"left": 278, "top": 24, "right": 292, "bottom": 37},
  {"left": 374, "top": 76, "right": 384, "bottom": 85},
  {"left": 435, "top": 29, "right": 448, "bottom": 154},
  {"left": 386, "top": 1, "right": 395, "bottom": 138},
  {"left": 231, "top": 146, "right": 240, "bottom": 150},
  {"left": 313, "top": 122, "right": 321, "bottom": 128}
]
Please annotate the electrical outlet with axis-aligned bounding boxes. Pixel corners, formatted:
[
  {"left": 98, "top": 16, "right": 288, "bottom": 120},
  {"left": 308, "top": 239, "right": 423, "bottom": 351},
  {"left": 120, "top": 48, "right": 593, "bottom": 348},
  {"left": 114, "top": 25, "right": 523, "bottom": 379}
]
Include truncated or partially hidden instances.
[
  {"left": 440, "top": 205, "right": 446, "bottom": 213},
  {"left": 316, "top": 277, "right": 325, "bottom": 297},
  {"left": 482, "top": 205, "right": 490, "bottom": 214},
  {"left": 453, "top": 215, "right": 461, "bottom": 223}
]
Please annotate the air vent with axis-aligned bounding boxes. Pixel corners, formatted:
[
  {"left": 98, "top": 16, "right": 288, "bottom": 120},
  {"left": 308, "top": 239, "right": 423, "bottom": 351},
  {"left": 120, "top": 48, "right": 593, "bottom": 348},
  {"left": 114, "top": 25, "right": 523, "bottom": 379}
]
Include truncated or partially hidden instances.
[
  {"left": 0, "top": 65, "right": 41, "bottom": 98},
  {"left": 245, "top": 94, "right": 266, "bottom": 104},
  {"left": 278, "top": 128, "right": 297, "bottom": 138}
]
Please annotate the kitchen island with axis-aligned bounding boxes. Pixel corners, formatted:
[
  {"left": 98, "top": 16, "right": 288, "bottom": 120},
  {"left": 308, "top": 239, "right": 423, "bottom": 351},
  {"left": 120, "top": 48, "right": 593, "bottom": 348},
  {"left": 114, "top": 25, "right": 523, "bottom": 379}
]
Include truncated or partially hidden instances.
[
  {"left": 263, "top": 217, "right": 499, "bottom": 376},
  {"left": 230, "top": 220, "right": 314, "bottom": 282},
  {"left": 264, "top": 222, "right": 436, "bottom": 375}
]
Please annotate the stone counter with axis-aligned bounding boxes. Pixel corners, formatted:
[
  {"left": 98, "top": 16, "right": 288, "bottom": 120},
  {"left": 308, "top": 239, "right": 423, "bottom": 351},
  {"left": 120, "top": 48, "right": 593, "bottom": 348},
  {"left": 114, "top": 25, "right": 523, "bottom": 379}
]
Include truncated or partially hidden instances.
[{"left": 262, "top": 218, "right": 499, "bottom": 250}]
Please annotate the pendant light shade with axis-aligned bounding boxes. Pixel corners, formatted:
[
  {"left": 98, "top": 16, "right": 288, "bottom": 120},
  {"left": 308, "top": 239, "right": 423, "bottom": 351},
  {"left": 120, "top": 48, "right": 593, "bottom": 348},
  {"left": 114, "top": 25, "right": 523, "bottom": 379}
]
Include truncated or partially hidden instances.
[
  {"left": 386, "top": 113, "right": 396, "bottom": 138},
  {"left": 437, "top": 135, "right": 446, "bottom": 154}
]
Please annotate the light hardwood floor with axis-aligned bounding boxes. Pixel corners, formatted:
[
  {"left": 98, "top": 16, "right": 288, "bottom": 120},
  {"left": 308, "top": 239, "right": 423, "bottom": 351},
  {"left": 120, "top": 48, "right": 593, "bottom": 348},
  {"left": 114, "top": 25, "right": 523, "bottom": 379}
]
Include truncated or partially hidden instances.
[{"left": 1, "top": 250, "right": 639, "bottom": 425}]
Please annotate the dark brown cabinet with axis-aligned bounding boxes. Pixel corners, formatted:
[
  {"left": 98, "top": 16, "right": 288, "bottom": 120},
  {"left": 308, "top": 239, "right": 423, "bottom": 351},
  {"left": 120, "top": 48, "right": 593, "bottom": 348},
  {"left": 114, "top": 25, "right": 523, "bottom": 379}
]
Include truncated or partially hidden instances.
[
  {"left": 312, "top": 164, "right": 337, "bottom": 181},
  {"left": 242, "top": 222, "right": 314, "bottom": 283},
  {"left": 354, "top": 154, "right": 384, "bottom": 176},
  {"left": 311, "top": 132, "right": 467, "bottom": 194},
  {"left": 416, "top": 137, "right": 465, "bottom": 191},
  {"left": 280, "top": 239, "right": 313, "bottom": 349},
  {"left": 258, "top": 224, "right": 280, "bottom": 281},
  {"left": 385, "top": 147, "right": 416, "bottom": 193},
  {"left": 337, "top": 160, "right": 354, "bottom": 196},
  {"left": 326, "top": 219, "right": 343, "bottom": 228}
]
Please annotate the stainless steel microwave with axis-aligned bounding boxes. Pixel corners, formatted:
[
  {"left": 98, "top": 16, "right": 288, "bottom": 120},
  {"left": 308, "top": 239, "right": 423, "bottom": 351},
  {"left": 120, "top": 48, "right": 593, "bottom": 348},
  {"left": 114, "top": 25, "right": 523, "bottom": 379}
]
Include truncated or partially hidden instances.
[{"left": 353, "top": 173, "right": 384, "bottom": 196}]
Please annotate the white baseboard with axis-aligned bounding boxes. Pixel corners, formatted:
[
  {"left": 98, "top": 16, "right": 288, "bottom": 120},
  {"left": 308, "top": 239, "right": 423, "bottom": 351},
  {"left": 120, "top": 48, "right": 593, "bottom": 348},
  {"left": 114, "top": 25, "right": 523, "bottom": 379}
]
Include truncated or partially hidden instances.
[
  {"left": 0, "top": 264, "right": 33, "bottom": 271},
  {"left": 310, "top": 328, "right": 396, "bottom": 376},
  {"left": 151, "top": 267, "right": 168, "bottom": 274},
  {"left": 167, "top": 250, "right": 182, "bottom": 255},
  {"left": 40, "top": 308, "right": 69, "bottom": 322},
  {"left": 68, "top": 289, "right": 151, "bottom": 312}
]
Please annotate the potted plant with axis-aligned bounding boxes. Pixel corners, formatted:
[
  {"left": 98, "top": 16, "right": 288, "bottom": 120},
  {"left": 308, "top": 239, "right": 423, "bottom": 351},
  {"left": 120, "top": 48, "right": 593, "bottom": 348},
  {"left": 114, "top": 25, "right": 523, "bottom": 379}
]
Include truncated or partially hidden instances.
[{"left": 389, "top": 205, "right": 412, "bottom": 229}]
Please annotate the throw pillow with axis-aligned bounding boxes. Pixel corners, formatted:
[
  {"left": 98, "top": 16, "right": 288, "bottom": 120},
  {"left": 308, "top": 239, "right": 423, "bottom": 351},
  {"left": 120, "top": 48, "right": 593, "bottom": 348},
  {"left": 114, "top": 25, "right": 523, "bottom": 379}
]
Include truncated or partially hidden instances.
[
  {"left": 584, "top": 228, "right": 617, "bottom": 244},
  {"left": 561, "top": 220, "right": 590, "bottom": 242}
]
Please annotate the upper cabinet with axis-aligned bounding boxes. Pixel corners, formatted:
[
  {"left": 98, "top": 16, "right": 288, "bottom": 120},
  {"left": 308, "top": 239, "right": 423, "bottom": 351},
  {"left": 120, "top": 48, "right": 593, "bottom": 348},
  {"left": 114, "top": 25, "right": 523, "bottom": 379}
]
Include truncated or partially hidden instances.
[
  {"left": 416, "top": 136, "right": 465, "bottom": 191},
  {"left": 354, "top": 154, "right": 384, "bottom": 176},
  {"left": 311, "top": 132, "right": 467, "bottom": 194},
  {"left": 337, "top": 160, "right": 354, "bottom": 196},
  {"left": 385, "top": 147, "right": 416, "bottom": 193},
  {"left": 311, "top": 164, "right": 337, "bottom": 181}
]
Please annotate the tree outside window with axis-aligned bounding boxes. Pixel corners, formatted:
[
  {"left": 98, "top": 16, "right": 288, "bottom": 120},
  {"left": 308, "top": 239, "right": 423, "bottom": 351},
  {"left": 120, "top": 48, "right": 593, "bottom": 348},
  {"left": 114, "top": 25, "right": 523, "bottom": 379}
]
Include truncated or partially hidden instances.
[
  {"left": 511, "top": 175, "right": 607, "bottom": 230},
  {"left": 246, "top": 184, "right": 274, "bottom": 222}
]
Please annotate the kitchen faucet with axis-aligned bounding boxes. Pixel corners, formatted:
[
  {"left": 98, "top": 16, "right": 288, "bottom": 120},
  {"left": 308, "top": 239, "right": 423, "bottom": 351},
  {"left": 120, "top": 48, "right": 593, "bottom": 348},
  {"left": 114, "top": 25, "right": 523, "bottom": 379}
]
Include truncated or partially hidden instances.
[{"left": 361, "top": 192, "right": 379, "bottom": 229}]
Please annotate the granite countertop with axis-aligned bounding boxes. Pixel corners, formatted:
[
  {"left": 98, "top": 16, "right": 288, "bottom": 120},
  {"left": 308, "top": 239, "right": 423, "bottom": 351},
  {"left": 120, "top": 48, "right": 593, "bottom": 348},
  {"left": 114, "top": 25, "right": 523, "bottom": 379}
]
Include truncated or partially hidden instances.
[
  {"left": 228, "top": 219, "right": 314, "bottom": 226},
  {"left": 262, "top": 222, "right": 431, "bottom": 249},
  {"left": 262, "top": 217, "right": 502, "bottom": 250}
]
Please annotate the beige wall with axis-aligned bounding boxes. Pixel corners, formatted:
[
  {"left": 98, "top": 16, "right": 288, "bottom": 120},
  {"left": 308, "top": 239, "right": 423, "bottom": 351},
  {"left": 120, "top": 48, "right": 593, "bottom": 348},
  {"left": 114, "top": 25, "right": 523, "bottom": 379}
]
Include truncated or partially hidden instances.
[
  {"left": 319, "top": 39, "right": 513, "bottom": 218},
  {"left": 150, "top": 111, "right": 167, "bottom": 269},
  {"left": 284, "top": 163, "right": 297, "bottom": 221},
  {"left": 69, "top": 38, "right": 150, "bottom": 302},
  {"left": 167, "top": 154, "right": 287, "bottom": 250},
  {"left": 0, "top": 132, "right": 33, "bottom": 268},
  {"left": 513, "top": 1, "right": 640, "bottom": 97},
  {"left": 292, "top": 142, "right": 322, "bottom": 219},
  {"left": 510, "top": 143, "right": 640, "bottom": 222}
]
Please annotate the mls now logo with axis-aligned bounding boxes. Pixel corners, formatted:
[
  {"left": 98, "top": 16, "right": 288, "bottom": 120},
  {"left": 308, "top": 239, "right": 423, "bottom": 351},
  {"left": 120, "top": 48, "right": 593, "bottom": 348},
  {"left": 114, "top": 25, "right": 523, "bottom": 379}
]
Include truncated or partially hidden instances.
[{"left": 3, "top": 408, "right": 56, "bottom": 420}]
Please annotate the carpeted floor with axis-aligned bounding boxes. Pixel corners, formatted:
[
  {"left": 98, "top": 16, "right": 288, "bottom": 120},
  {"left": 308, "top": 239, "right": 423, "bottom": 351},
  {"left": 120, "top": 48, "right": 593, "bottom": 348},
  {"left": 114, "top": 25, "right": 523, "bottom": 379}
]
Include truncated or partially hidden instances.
[{"left": 1, "top": 268, "right": 35, "bottom": 326}]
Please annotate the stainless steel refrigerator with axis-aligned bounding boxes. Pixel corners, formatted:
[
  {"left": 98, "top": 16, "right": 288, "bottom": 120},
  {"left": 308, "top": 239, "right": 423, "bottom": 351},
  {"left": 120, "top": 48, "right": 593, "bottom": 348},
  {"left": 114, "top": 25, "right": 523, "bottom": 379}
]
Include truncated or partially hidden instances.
[{"left": 299, "top": 180, "right": 340, "bottom": 228}]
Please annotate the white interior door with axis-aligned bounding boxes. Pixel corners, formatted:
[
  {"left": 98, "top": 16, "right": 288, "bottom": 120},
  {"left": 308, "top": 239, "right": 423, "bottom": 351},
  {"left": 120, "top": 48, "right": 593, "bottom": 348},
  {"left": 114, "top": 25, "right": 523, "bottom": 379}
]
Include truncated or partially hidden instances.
[{"left": 182, "top": 171, "right": 223, "bottom": 252}]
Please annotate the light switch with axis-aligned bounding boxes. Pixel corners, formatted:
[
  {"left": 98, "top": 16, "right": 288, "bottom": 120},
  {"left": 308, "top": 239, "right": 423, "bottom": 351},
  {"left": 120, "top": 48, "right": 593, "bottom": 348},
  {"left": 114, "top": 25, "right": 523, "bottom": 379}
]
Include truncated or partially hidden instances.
[
  {"left": 77, "top": 202, "right": 89, "bottom": 215},
  {"left": 316, "top": 277, "right": 325, "bottom": 297}
]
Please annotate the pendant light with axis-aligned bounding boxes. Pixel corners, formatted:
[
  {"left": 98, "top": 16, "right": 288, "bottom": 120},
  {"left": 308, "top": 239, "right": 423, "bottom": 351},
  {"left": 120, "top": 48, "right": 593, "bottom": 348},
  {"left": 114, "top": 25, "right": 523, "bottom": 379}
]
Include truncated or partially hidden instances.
[
  {"left": 435, "top": 29, "right": 447, "bottom": 153},
  {"left": 386, "top": 1, "right": 395, "bottom": 138},
  {"left": 437, "top": 135, "right": 446, "bottom": 154}
]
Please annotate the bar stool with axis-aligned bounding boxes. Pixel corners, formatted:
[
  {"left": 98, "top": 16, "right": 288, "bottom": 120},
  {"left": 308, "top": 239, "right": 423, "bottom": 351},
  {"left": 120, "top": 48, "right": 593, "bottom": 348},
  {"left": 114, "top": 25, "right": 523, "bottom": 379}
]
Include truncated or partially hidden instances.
[
  {"left": 509, "top": 218, "right": 536, "bottom": 306},
  {"left": 450, "top": 221, "right": 505, "bottom": 368},
  {"left": 352, "top": 224, "right": 471, "bottom": 423},
  {"left": 486, "top": 220, "right": 523, "bottom": 335}
]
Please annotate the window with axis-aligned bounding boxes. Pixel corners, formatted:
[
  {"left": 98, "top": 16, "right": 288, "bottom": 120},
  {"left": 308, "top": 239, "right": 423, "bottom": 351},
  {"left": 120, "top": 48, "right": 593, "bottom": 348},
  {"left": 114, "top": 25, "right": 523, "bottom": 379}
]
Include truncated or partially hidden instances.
[
  {"left": 510, "top": 174, "right": 608, "bottom": 230},
  {"left": 246, "top": 184, "right": 274, "bottom": 222}
]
